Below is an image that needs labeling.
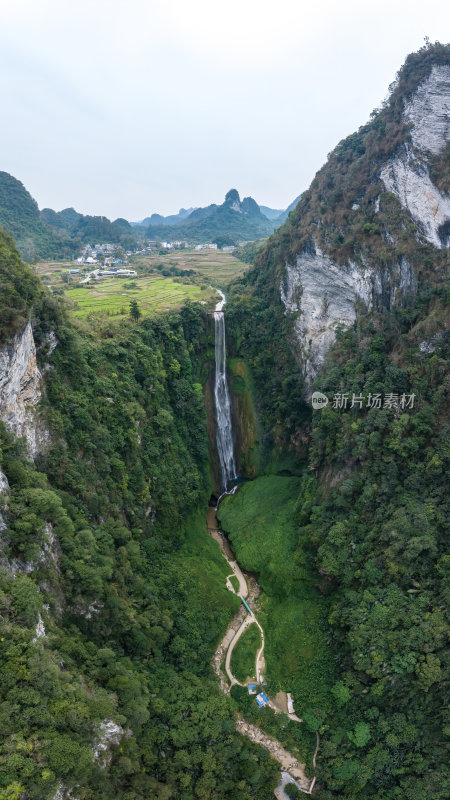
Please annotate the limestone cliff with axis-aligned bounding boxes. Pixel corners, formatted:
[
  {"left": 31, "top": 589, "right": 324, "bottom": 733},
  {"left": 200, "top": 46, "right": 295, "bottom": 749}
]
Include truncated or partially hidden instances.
[
  {"left": 380, "top": 65, "right": 450, "bottom": 248},
  {"left": 0, "top": 320, "right": 49, "bottom": 458},
  {"left": 280, "top": 244, "right": 417, "bottom": 384},
  {"left": 0, "top": 467, "right": 9, "bottom": 532},
  {"left": 281, "top": 246, "right": 372, "bottom": 385}
]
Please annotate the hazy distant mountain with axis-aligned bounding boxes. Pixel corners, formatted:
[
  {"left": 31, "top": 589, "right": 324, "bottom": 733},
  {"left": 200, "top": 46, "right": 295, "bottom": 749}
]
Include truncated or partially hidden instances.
[
  {"left": 41, "top": 189, "right": 284, "bottom": 247},
  {"left": 140, "top": 189, "right": 280, "bottom": 246},
  {"left": 283, "top": 193, "right": 302, "bottom": 215},
  {"left": 134, "top": 207, "right": 197, "bottom": 227},
  {"left": 259, "top": 205, "right": 284, "bottom": 220},
  {"left": 138, "top": 191, "right": 303, "bottom": 241},
  {"left": 259, "top": 194, "right": 302, "bottom": 221}
]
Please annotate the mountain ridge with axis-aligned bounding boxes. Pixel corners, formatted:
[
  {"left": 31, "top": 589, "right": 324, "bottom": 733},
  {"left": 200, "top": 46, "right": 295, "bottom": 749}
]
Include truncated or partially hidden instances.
[
  {"left": 0, "top": 173, "right": 299, "bottom": 257},
  {"left": 131, "top": 188, "right": 298, "bottom": 245},
  {"left": 0, "top": 172, "right": 78, "bottom": 261}
]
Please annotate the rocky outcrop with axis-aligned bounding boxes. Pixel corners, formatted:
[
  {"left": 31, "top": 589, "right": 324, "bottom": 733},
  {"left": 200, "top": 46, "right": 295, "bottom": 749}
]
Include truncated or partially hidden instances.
[
  {"left": 32, "top": 611, "right": 46, "bottom": 642},
  {"left": 93, "top": 720, "right": 124, "bottom": 765},
  {"left": 281, "top": 244, "right": 371, "bottom": 384},
  {"left": 380, "top": 65, "right": 450, "bottom": 248},
  {"left": 280, "top": 243, "right": 416, "bottom": 385},
  {"left": 404, "top": 65, "right": 450, "bottom": 155},
  {"left": 0, "top": 468, "right": 9, "bottom": 532},
  {"left": 380, "top": 144, "right": 450, "bottom": 248},
  {"left": 0, "top": 320, "right": 49, "bottom": 458},
  {"left": 419, "top": 330, "right": 448, "bottom": 353}
]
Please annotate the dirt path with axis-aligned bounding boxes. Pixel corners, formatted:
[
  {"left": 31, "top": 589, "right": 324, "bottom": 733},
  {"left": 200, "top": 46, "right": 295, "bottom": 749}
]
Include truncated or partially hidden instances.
[
  {"left": 235, "top": 720, "right": 311, "bottom": 792},
  {"left": 207, "top": 508, "right": 316, "bottom": 794}
]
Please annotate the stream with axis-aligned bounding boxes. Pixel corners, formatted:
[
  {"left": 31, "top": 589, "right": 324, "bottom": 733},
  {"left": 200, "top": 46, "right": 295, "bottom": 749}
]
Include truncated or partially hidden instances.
[{"left": 208, "top": 290, "right": 316, "bottom": 797}]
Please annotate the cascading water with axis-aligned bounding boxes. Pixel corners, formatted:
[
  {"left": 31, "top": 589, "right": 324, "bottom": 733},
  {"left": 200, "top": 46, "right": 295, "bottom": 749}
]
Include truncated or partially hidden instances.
[{"left": 213, "top": 290, "right": 236, "bottom": 492}]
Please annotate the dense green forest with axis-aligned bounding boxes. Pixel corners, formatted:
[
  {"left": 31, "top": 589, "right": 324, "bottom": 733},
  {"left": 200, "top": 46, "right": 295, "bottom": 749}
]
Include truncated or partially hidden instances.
[
  {"left": 0, "top": 231, "right": 279, "bottom": 799},
  {"left": 0, "top": 173, "right": 78, "bottom": 261},
  {"left": 223, "top": 285, "right": 449, "bottom": 798}
]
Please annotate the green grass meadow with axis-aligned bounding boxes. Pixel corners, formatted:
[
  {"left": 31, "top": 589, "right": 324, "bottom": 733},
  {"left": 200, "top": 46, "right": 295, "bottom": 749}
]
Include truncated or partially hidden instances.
[
  {"left": 230, "top": 622, "right": 261, "bottom": 683},
  {"left": 218, "top": 476, "right": 335, "bottom": 715},
  {"left": 177, "top": 511, "right": 240, "bottom": 650},
  {"left": 65, "top": 276, "right": 214, "bottom": 318}
]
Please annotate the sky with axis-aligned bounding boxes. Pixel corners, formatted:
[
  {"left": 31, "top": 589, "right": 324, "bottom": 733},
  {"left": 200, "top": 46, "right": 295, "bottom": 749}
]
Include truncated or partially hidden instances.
[{"left": 0, "top": 1, "right": 449, "bottom": 220}]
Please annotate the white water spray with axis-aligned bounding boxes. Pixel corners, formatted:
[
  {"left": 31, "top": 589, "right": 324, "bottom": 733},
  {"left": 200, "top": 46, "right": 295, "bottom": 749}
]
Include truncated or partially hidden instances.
[{"left": 213, "top": 290, "right": 236, "bottom": 493}]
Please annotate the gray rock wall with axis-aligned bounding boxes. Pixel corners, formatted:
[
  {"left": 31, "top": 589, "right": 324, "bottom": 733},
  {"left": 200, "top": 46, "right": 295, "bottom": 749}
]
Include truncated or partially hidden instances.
[
  {"left": 280, "top": 245, "right": 372, "bottom": 384},
  {"left": 0, "top": 468, "right": 9, "bottom": 532},
  {"left": 0, "top": 320, "right": 49, "bottom": 458},
  {"left": 280, "top": 244, "right": 416, "bottom": 386},
  {"left": 380, "top": 64, "right": 450, "bottom": 248}
]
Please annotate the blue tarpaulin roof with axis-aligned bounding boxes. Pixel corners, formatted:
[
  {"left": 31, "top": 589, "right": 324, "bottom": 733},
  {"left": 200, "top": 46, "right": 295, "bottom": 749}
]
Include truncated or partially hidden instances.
[{"left": 256, "top": 692, "right": 270, "bottom": 707}]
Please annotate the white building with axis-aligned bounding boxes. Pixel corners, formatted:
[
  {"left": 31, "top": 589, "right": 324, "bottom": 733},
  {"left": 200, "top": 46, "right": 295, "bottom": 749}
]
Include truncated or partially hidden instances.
[{"left": 98, "top": 269, "right": 137, "bottom": 278}]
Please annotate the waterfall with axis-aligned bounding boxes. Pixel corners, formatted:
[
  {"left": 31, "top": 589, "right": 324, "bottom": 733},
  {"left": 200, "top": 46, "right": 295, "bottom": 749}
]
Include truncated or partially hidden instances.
[{"left": 213, "top": 291, "right": 236, "bottom": 492}]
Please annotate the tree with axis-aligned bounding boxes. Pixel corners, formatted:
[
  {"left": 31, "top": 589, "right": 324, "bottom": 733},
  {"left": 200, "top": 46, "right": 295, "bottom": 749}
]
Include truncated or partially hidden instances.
[
  {"left": 285, "top": 782, "right": 302, "bottom": 798},
  {"left": 129, "top": 299, "right": 141, "bottom": 321},
  {"left": 349, "top": 722, "right": 371, "bottom": 748},
  {"left": 331, "top": 681, "right": 351, "bottom": 708}
]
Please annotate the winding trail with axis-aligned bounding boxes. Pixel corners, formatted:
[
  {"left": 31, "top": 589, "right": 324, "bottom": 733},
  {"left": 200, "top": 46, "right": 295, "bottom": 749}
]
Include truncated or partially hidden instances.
[{"left": 207, "top": 507, "right": 316, "bottom": 795}]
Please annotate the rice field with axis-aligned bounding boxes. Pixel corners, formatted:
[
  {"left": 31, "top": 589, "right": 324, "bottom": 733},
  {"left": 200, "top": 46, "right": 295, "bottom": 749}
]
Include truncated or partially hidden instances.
[
  {"left": 64, "top": 276, "right": 216, "bottom": 317},
  {"left": 35, "top": 249, "right": 248, "bottom": 319},
  {"left": 131, "top": 249, "right": 249, "bottom": 283}
]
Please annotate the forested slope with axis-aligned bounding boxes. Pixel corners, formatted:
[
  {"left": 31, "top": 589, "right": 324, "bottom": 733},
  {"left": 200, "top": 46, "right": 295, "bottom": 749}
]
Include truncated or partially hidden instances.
[
  {"left": 0, "top": 173, "right": 78, "bottom": 261},
  {"left": 0, "top": 230, "right": 278, "bottom": 800}
]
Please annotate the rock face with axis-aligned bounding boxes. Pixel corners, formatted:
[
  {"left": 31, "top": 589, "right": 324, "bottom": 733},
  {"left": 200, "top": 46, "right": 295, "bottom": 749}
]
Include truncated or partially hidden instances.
[
  {"left": 380, "top": 65, "right": 450, "bottom": 248},
  {"left": 93, "top": 720, "right": 124, "bottom": 765},
  {"left": 280, "top": 243, "right": 415, "bottom": 385},
  {"left": 0, "top": 320, "right": 48, "bottom": 458},
  {"left": 32, "top": 611, "right": 46, "bottom": 642},
  {"left": 404, "top": 65, "right": 450, "bottom": 155},
  {"left": 380, "top": 144, "right": 450, "bottom": 248},
  {"left": 0, "top": 468, "right": 9, "bottom": 532},
  {"left": 281, "top": 244, "right": 371, "bottom": 384}
]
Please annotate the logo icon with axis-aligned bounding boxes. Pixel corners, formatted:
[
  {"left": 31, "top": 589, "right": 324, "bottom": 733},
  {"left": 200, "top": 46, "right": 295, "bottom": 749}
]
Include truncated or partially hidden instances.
[{"left": 311, "top": 391, "right": 329, "bottom": 410}]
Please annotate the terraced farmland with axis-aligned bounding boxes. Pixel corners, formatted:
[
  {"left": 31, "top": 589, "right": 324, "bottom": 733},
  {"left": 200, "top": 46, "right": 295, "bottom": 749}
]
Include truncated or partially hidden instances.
[
  {"left": 35, "top": 249, "right": 249, "bottom": 319},
  {"left": 64, "top": 276, "right": 215, "bottom": 317},
  {"left": 131, "top": 249, "right": 249, "bottom": 283}
]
